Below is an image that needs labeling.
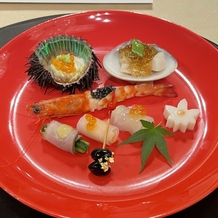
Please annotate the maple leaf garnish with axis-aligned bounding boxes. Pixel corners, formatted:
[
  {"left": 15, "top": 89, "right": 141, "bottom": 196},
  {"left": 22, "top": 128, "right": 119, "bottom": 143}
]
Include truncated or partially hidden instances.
[{"left": 118, "top": 120, "right": 174, "bottom": 173}]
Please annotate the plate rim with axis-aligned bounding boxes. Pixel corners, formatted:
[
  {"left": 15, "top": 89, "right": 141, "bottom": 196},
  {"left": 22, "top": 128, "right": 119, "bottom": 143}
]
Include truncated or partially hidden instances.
[{"left": 0, "top": 10, "right": 218, "bottom": 217}]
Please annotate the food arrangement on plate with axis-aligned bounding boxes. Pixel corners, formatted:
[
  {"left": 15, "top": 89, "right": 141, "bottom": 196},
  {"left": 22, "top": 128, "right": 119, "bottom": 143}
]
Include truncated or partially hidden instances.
[
  {"left": 103, "top": 38, "right": 178, "bottom": 82},
  {"left": 25, "top": 35, "right": 200, "bottom": 177}
]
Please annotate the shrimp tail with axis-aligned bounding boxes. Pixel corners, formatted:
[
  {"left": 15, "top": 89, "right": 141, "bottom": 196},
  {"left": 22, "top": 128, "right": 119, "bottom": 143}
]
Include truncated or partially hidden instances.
[
  {"left": 132, "top": 83, "right": 178, "bottom": 98},
  {"left": 152, "top": 84, "right": 178, "bottom": 97}
]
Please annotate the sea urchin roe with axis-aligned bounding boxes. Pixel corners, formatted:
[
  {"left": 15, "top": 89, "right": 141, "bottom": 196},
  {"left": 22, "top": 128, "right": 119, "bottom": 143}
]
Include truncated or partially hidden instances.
[
  {"left": 119, "top": 43, "right": 158, "bottom": 77},
  {"left": 51, "top": 53, "right": 76, "bottom": 74},
  {"left": 129, "top": 105, "right": 146, "bottom": 118},
  {"left": 50, "top": 53, "right": 86, "bottom": 84},
  {"left": 85, "top": 114, "right": 97, "bottom": 131}
]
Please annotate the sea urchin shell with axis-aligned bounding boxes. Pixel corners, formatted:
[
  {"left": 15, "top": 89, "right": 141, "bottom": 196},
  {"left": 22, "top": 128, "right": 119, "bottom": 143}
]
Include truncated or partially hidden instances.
[{"left": 25, "top": 35, "right": 101, "bottom": 94}]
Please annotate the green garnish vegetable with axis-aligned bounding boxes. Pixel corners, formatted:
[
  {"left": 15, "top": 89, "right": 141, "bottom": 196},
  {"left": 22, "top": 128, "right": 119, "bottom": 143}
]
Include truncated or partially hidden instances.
[
  {"left": 56, "top": 53, "right": 71, "bottom": 63},
  {"left": 75, "top": 139, "right": 90, "bottom": 153},
  {"left": 118, "top": 120, "right": 174, "bottom": 173},
  {"left": 131, "top": 39, "right": 144, "bottom": 57},
  {"left": 40, "top": 124, "right": 47, "bottom": 133}
]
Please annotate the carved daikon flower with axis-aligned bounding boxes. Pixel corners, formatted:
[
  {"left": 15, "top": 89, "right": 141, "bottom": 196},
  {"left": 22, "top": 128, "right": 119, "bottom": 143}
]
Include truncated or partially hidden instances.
[{"left": 163, "top": 99, "right": 200, "bottom": 133}]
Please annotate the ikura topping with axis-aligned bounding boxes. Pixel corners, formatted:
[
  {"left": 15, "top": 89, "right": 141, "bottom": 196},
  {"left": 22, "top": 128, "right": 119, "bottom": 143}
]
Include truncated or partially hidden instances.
[
  {"left": 50, "top": 53, "right": 86, "bottom": 83},
  {"left": 85, "top": 114, "right": 97, "bottom": 130},
  {"left": 51, "top": 53, "right": 76, "bottom": 74},
  {"left": 129, "top": 104, "right": 146, "bottom": 118},
  {"left": 163, "top": 98, "right": 200, "bottom": 133}
]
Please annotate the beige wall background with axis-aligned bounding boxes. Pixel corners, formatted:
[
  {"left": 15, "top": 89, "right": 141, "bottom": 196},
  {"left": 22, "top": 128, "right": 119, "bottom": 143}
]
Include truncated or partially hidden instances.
[{"left": 0, "top": 1, "right": 218, "bottom": 43}]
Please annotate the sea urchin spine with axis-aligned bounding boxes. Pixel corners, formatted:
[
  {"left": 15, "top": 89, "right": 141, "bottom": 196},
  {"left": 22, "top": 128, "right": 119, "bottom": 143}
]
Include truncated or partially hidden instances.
[{"left": 25, "top": 35, "right": 101, "bottom": 94}]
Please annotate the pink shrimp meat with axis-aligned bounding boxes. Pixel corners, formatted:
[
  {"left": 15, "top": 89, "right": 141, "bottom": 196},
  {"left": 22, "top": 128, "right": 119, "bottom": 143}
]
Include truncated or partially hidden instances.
[{"left": 27, "top": 83, "right": 178, "bottom": 119}]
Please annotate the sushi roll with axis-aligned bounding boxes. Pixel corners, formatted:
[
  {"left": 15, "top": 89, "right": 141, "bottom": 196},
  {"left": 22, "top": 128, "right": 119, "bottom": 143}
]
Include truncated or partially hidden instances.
[
  {"left": 26, "top": 35, "right": 101, "bottom": 94},
  {"left": 41, "top": 120, "right": 90, "bottom": 154}
]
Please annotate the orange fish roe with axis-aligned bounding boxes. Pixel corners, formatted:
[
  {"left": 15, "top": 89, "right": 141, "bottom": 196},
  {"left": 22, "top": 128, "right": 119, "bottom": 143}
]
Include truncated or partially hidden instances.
[
  {"left": 85, "top": 114, "right": 97, "bottom": 130},
  {"left": 129, "top": 105, "right": 146, "bottom": 118},
  {"left": 51, "top": 54, "right": 76, "bottom": 74}
]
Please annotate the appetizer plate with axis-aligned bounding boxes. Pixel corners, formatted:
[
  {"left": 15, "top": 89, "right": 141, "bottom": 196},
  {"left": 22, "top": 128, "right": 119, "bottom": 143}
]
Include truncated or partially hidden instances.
[
  {"left": 0, "top": 11, "right": 218, "bottom": 218},
  {"left": 103, "top": 41, "right": 178, "bottom": 82}
]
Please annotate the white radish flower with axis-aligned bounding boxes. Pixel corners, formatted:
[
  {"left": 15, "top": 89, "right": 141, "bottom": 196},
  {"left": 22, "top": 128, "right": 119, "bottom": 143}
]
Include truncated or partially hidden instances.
[{"left": 163, "top": 99, "right": 200, "bottom": 133}]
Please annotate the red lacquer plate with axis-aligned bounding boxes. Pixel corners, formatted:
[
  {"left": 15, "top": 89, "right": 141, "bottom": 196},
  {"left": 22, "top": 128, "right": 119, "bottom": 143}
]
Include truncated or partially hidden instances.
[{"left": 0, "top": 11, "right": 217, "bottom": 217}]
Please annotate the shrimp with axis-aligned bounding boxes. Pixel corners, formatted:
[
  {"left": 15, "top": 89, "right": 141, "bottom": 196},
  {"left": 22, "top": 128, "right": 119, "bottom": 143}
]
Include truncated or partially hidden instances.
[{"left": 27, "top": 83, "right": 178, "bottom": 120}]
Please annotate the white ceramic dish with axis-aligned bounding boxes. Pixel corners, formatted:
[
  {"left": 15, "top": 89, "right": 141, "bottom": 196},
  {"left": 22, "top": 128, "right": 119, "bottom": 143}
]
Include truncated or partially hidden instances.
[{"left": 103, "top": 41, "right": 178, "bottom": 82}]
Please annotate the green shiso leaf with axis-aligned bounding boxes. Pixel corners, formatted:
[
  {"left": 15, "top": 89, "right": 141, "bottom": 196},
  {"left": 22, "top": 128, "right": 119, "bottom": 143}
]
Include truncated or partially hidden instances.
[
  {"left": 118, "top": 120, "right": 174, "bottom": 173},
  {"left": 131, "top": 39, "right": 144, "bottom": 57}
]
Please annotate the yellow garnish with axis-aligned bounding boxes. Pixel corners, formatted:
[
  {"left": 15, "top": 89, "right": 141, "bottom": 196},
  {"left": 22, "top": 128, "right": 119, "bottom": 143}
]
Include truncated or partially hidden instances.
[
  {"left": 56, "top": 124, "right": 73, "bottom": 139},
  {"left": 51, "top": 53, "right": 76, "bottom": 74},
  {"left": 100, "top": 162, "right": 110, "bottom": 172}
]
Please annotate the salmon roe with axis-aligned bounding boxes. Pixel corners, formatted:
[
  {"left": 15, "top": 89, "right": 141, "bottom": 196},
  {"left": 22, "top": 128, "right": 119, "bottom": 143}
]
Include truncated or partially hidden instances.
[
  {"left": 85, "top": 114, "right": 97, "bottom": 130},
  {"left": 129, "top": 105, "right": 146, "bottom": 118},
  {"left": 51, "top": 54, "right": 76, "bottom": 74}
]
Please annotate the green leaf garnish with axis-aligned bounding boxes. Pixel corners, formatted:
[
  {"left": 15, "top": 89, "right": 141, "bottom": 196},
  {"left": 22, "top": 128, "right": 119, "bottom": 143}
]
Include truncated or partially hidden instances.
[
  {"left": 56, "top": 53, "right": 71, "bottom": 63},
  {"left": 140, "top": 134, "right": 155, "bottom": 173},
  {"left": 131, "top": 39, "right": 144, "bottom": 57},
  {"left": 118, "top": 120, "right": 174, "bottom": 173},
  {"left": 40, "top": 124, "right": 47, "bottom": 133},
  {"left": 118, "top": 129, "right": 147, "bottom": 145}
]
